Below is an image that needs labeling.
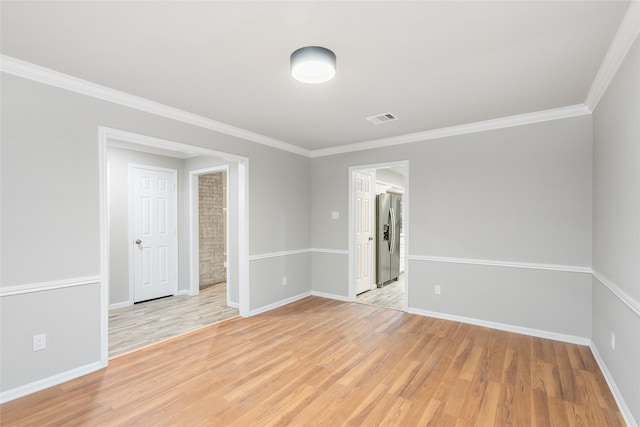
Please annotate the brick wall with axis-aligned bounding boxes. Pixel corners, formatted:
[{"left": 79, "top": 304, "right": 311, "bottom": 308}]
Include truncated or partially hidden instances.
[{"left": 199, "top": 172, "right": 226, "bottom": 287}]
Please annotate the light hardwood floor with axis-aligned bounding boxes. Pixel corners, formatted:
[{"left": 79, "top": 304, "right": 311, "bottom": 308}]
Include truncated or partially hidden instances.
[
  {"left": 356, "top": 274, "right": 404, "bottom": 310},
  {"left": 109, "top": 282, "right": 238, "bottom": 357},
  {"left": 2, "top": 297, "right": 624, "bottom": 426}
]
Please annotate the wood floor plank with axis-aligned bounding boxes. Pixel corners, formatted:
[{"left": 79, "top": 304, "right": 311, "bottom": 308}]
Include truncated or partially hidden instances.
[{"left": 0, "top": 297, "right": 625, "bottom": 426}]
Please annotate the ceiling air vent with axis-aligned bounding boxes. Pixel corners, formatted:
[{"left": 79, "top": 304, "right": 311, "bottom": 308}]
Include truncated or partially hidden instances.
[{"left": 366, "top": 112, "right": 399, "bottom": 125}]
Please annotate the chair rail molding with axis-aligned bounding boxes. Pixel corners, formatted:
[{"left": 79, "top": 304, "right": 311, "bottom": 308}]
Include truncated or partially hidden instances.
[
  {"left": 592, "top": 269, "right": 640, "bottom": 317},
  {"left": 408, "top": 255, "right": 591, "bottom": 274},
  {"left": 0, "top": 276, "right": 101, "bottom": 297}
]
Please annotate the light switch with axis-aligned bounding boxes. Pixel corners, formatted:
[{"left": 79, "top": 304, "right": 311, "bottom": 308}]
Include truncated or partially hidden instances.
[{"left": 331, "top": 211, "right": 339, "bottom": 219}]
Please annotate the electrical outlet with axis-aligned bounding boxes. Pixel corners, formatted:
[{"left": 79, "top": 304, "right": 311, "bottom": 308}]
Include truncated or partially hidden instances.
[
  {"left": 435, "top": 285, "right": 441, "bottom": 295},
  {"left": 331, "top": 211, "right": 339, "bottom": 220},
  {"left": 33, "top": 334, "right": 46, "bottom": 351},
  {"left": 610, "top": 331, "right": 615, "bottom": 350},
  {"left": 282, "top": 276, "right": 287, "bottom": 286}
]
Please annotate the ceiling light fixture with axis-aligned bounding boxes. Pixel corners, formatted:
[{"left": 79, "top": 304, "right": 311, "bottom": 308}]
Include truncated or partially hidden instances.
[{"left": 290, "top": 46, "right": 336, "bottom": 84}]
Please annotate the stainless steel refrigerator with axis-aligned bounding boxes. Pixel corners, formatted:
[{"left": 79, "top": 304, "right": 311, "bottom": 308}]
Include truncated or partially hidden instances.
[{"left": 376, "top": 193, "right": 401, "bottom": 287}]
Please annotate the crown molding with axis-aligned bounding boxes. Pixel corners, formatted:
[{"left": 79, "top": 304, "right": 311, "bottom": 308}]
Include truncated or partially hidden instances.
[
  {"left": 0, "top": 54, "right": 603, "bottom": 160},
  {"left": 309, "top": 104, "right": 590, "bottom": 158},
  {"left": 585, "top": 1, "right": 640, "bottom": 111},
  {"left": 0, "top": 55, "right": 311, "bottom": 158}
]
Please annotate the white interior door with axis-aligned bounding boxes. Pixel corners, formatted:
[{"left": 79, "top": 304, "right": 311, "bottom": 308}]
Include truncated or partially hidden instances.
[
  {"left": 132, "top": 166, "right": 178, "bottom": 302},
  {"left": 355, "top": 171, "right": 374, "bottom": 294}
]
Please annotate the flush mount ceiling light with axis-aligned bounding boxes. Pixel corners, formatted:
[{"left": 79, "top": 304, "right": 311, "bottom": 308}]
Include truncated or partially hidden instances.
[{"left": 290, "top": 46, "right": 336, "bottom": 84}]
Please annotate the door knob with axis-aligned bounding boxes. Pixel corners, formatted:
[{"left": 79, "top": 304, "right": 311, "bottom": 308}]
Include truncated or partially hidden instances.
[
  {"left": 135, "top": 239, "right": 142, "bottom": 245},
  {"left": 369, "top": 237, "right": 374, "bottom": 241}
]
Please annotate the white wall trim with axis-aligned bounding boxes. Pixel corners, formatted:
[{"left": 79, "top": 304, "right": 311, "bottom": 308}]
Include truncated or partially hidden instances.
[
  {"left": 107, "top": 139, "right": 198, "bottom": 159},
  {"left": 311, "top": 104, "right": 590, "bottom": 158},
  {"left": 0, "top": 276, "right": 100, "bottom": 297},
  {"left": 585, "top": 1, "right": 640, "bottom": 111},
  {"left": 0, "top": 55, "right": 310, "bottom": 158},
  {"left": 227, "top": 301, "right": 240, "bottom": 309},
  {"left": 248, "top": 248, "right": 311, "bottom": 261},
  {"left": 246, "top": 248, "right": 350, "bottom": 259},
  {"left": 592, "top": 269, "right": 640, "bottom": 317},
  {"left": 590, "top": 342, "right": 638, "bottom": 427},
  {"left": 249, "top": 292, "right": 312, "bottom": 316},
  {"left": 1, "top": 55, "right": 601, "bottom": 159},
  {"left": 406, "top": 307, "right": 591, "bottom": 346},
  {"left": 109, "top": 300, "right": 132, "bottom": 310},
  {"left": 0, "top": 361, "right": 103, "bottom": 404},
  {"left": 104, "top": 127, "right": 248, "bottom": 164},
  {"left": 310, "top": 248, "right": 349, "bottom": 255},
  {"left": 310, "top": 291, "right": 353, "bottom": 302},
  {"left": 409, "top": 255, "right": 592, "bottom": 274}
]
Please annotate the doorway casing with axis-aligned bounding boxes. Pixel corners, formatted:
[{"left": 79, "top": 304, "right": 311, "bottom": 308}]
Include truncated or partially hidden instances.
[
  {"left": 189, "top": 165, "right": 233, "bottom": 306},
  {"left": 98, "top": 126, "right": 250, "bottom": 367},
  {"left": 348, "top": 161, "right": 409, "bottom": 308}
]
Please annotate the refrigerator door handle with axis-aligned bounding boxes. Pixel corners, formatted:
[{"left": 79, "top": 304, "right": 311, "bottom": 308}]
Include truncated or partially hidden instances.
[{"left": 390, "top": 207, "right": 395, "bottom": 254}]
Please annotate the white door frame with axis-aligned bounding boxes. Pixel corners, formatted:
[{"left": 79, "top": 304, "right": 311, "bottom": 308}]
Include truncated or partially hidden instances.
[
  {"left": 98, "top": 126, "right": 250, "bottom": 367},
  {"left": 129, "top": 163, "right": 179, "bottom": 302},
  {"left": 189, "top": 165, "right": 233, "bottom": 307},
  {"left": 353, "top": 170, "right": 375, "bottom": 295},
  {"left": 348, "top": 160, "right": 409, "bottom": 309}
]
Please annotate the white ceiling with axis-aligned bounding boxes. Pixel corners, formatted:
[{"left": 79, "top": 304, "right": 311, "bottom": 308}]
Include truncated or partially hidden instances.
[{"left": 0, "top": 1, "right": 629, "bottom": 151}]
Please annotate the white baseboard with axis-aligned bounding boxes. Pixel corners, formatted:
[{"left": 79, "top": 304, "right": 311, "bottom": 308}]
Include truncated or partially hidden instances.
[
  {"left": 590, "top": 342, "right": 638, "bottom": 427},
  {"left": 176, "top": 289, "right": 192, "bottom": 296},
  {"left": 249, "top": 292, "right": 312, "bottom": 316},
  {"left": 310, "top": 291, "right": 353, "bottom": 302},
  {"left": 109, "top": 300, "right": 132, "bottom": 310},
  {"left": 227, "top": 301, "right": 239, "bottom": 309},
  {"left": 406, "top": 307, "right": 591, "bottom": 346},
  {"left": 0, "top": 360, "right": 104, "bottom": 404}
]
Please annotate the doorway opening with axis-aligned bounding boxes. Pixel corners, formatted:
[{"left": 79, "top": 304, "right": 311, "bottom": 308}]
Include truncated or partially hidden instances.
[
  {"left": 198, "top": 170, "right": 227, "bottom": 292},
  {"left": 98, "top": 127, "right": 249, "bottom": 364},
  {"left": 188, "top": 165, "right": 236, "bottom": 307},
  {"left": 349, "top": 161, "right": 408, "bottom": 311}
]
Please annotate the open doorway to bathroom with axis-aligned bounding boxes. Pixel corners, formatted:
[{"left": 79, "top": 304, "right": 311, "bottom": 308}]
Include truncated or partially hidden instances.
[
  {"left": 198, "top": 169, "right": 228, "bottom": 293},
  {"left": 350, "top": 162, "right": 408, "bottom": 311}
]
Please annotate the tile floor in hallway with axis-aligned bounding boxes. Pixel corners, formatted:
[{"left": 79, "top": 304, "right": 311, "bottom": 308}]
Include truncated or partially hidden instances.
[
  {"left": 356, "top": 273, "right": 404, "bottom": 310},
  {"left": 109, "top": 282, "right": 238, "bottom": 357}
]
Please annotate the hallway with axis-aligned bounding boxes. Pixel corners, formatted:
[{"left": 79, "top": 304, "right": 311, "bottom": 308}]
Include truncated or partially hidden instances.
[{"left": 109, "top": 283, "right": 238, "bottom": 357}]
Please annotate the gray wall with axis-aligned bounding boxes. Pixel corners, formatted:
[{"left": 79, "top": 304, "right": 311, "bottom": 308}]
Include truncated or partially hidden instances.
[
  {"left": 0, "top": 284, "right": 101, "bottom": 392},
  {"left": 107, "top": 147, "right": 184, "bottom": 305},
  {"left": 250, "top": 253, "right": 311, "bottom": 312},
  {"left": 592, "top": 36, "right": 640, "bottom": 424},
  {"left": 3, "top": 38, "right": 637, "bottom": 420},
  {"left": 312, "top": 252, "right": 349, "bottom": 298},
  {"left": 0, "top": 73, "right": 310, "bottom": 395},
  {"left": 310, "top": 116, "right": 593, "bottom": 338}
]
